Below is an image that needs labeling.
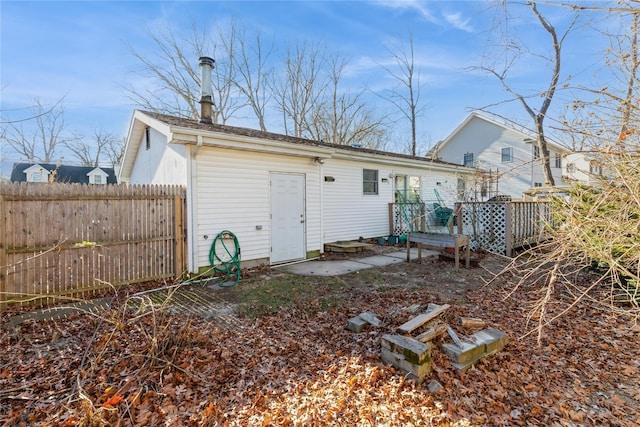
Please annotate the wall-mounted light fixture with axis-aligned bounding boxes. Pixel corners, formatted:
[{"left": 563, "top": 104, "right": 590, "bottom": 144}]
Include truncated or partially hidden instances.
[
  {"left": 324, "top": 176, "right": 335, "bottom": 182},
  {"left": 381, "top": 178, "right": 388, "bottom": 183},
  {"left": 314, "top": 157, "right": 325, "bottom": 165}
]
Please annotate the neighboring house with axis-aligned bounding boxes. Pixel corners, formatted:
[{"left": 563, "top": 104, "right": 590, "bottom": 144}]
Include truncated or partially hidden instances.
[
  {"left": 430, "top": 112, "right": 571, "bottom": 200},
  {"left": 118, "top": 110, "right": 475, "bottom": 272},
  {"left": 563, "top": 151, "right": 617, "bottom": 186},
  {"left": 10, "top": 163, "right": 117, "bottom": 184}
]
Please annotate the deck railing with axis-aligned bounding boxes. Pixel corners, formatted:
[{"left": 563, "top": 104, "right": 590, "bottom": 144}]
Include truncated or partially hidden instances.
[{"left": 390, "top": 201, "right": 554, "bottom": 256}]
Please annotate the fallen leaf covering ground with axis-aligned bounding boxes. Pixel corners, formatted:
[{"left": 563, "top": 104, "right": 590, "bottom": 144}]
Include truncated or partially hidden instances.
[{"left": 1, "top": 253, "right": 639, "bottom": 426}]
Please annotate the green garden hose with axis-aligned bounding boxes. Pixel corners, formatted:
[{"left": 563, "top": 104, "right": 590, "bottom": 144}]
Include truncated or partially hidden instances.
[{"left": 208, "top": 230, "right": 241, "bottom": 287}]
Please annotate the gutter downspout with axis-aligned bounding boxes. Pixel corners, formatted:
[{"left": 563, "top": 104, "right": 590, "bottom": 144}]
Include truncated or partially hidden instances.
[
  {"left": 186, "top": 135, "right": 203, "bottom": 272},
  {"left": 318, "top": 160, "right": 324, "bottom": 255}
]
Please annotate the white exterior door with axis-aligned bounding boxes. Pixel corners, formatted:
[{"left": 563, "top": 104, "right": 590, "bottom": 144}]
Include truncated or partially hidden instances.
[{"left": 270, "top": 173, "right": 306, "bottom": 264}]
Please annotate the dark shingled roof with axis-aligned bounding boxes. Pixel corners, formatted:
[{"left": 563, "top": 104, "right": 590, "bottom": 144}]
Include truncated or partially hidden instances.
[
  {"left": 10, "top": 163, "right": 117, "bottom": 184},
  {"left": 141, "top": 111, "right": 461, "bottom": 167}
]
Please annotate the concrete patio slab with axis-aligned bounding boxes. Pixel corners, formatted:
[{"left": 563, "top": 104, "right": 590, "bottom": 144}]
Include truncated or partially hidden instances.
[
  {"left": 357, "top": 255, "right": 405, "bottom": 267},
  {"left": 279, "top": 259, "right": 374, "bottom": 276}
]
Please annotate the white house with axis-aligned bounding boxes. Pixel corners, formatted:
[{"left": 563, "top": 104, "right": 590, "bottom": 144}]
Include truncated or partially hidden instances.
[
  {"left": 118, "top": 110, "right": 475, "bottom": 272},
  {"left": 430, "top": 112, "right": 571, "bottom": 200}
]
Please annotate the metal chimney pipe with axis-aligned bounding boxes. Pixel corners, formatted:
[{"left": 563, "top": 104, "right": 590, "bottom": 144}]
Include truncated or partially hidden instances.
[{"left": 198, "top": 56, "right": 215, "bottom": 124}]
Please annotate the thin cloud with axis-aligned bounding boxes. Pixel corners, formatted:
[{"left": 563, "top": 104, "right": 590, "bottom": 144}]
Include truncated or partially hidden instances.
[
  {"left": 444, "top": 12, "right": 474, "bottom": 33},
  {"left": 373, "top": 0, "right": 438, "bottom": 24}
]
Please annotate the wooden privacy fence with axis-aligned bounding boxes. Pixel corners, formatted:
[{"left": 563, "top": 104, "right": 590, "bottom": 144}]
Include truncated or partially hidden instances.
[{"left": 0, "top": 182, "right": 187, "bottom": 309}]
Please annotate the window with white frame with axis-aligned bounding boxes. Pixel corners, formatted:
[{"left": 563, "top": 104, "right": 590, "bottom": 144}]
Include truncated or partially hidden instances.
[
  {"left": 554, "top": 153, "right": 562, "bottom": 168},
  {"left": 463, "top": 152, "right": 474, "bottom": 167},
  {"left": 501, "top": 147, "right": 513, "bottom": 163},
  {"left": 93, "top": 175, "right": 103, "bottom": 184},
  {"left": 533, "top": 145, "right": 540, "bottom": 159},
  {"left": 363, "top": 169, "right": 378, "bottom": 195}
]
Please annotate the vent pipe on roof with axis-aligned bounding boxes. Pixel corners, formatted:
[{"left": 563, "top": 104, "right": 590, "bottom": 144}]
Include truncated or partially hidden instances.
[{"left": 198, "top": 56, "right": 215, "bottom": 124}]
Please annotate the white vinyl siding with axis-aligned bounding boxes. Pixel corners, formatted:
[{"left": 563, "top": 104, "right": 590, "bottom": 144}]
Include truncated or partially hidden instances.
[
  {"left": 322, "top": 159, "right": 392, "bottom": 243},
  {"left": 129, "top": 127, "right": 188, "bottom": 185},
  {"left": 194, "top": 147, "right": 321, "bottom": 268}
]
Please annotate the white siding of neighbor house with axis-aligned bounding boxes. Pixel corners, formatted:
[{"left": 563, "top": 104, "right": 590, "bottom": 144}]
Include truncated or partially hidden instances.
[
  {"left": 128, "top": 127, "right": 188, "bottom": 185},
  {"left": 193, "top": 147, "right": 321, "bottom": 268},
  {"left": 437, "top": 116, "right": 565, "bottom": 199}
]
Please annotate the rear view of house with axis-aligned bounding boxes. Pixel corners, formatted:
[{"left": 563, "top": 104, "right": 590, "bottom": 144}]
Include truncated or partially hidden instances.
[{"left": 118, "top": 110, "right": 474, "bottom": 273}]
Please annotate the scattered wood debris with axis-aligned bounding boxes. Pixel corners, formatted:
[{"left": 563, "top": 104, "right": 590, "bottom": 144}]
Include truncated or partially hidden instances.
[{"left": 379, "top": 302, "right": 509, "bottom": 380}]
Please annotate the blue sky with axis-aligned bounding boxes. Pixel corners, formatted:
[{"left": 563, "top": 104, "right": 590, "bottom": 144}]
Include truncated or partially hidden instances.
[{"left": 0, "top": 1, "right": 617, "bottom": 174}]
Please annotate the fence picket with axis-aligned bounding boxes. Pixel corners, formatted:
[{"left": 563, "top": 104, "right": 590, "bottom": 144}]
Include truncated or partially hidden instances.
[{"left": 0, "top": 182, "right": 187, "bottom": 309}]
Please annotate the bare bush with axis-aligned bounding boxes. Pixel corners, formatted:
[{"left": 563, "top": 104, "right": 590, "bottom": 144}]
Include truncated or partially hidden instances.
[{"left": 498, "top": 150, "right": 640, "bottom": 340}]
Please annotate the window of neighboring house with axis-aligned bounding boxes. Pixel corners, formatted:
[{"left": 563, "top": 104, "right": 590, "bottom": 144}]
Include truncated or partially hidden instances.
[
  {"left": 589, "top": 162, "right": 602, "bottom": 176},
  {"left": 463, "top": 152, "right": 474, "bottom": 167},
  {"left": 363, "top": 169, "right": 379, "bottom": 195},
  {"left": 93, "top": 175, "right": 103, "bottom": 184},
  {"left": 534, "top": 182, "right": 543, "bottom": 187},
  {"left": 533, "top": 145, "right": 540, "bottom": 159},
  {"left": 501, "top": 147, "right": 513, "bottom": 163},
  {"left": 567, "top": 163, "right": 575, "bottom": 173},
  {"left": 555, "top": 152, "right": 562, "bottom": 168}
]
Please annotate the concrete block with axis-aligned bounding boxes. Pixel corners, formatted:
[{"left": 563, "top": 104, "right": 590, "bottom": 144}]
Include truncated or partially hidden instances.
[
  {"left": 381, "top": 334, "right": 431, "bottom": 365},
  {"left": 359, "top": 311, "right": 383, "bottom": 327},
  {"left": 473, "top": 327, "right": 509, "bottom": 356},
  {"left": 381, "top": 347, "right": 432, "bottom": 383},
  {"left": 347, "top": 316, "right": 368, "bottom": 333},
  {"left": 441, "top": 340, "right": 486, "bottom": 365}
]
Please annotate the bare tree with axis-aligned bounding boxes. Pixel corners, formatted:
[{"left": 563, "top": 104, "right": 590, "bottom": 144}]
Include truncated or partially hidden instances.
[
  {"left": 307, "top": 55, "right": 388, "bottom": 148},
  {"left": 63, "top": 130, "right": 124, "bottom": 167},
  {"left": 271, "top": 41, "right": 329, "bottom": 138},
  {"left": 1, "top": 98, "right": 70, "bottom": 163},
  {"left": 380, "top": 32, "right": 424, "bottom": 156},
  {"left": 231, "top": 22, "right": 274, "bottom": 131},
  {"left": 556, "top": 3, "right": 639, "bottom": 151},
  {"left": 124, "top": 23, "right": 244, "bottom": 124},
  {"left": 477, "top": 1, "right": 579, "bottom": 186}
]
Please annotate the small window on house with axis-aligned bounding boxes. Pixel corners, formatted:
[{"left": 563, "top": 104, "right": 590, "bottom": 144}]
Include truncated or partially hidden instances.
[
  {"left": 457, "top": 178, "right": 466, "bottom": 200},
  {"left": 589, "top": 162, "right": 602, "bottom": 176},
  {"left": 567, "top": 163, "right": 575, "bottom": 173},
  {"left": 31, "top": 171, "right": 42, "bottom": 182},
  {"left": 145, "top": 126, "right": 151, "bottom": 150},
  {"left": 363, "top": 169, "right": 378, "bottom": 195},
  {"left": 463, "top": 152, "right": 474, "bottom": 167},
  {"left": 534, "top": 182, "right": 543, "bottom": 187},
  {"left": 533, "top": 145, "right": 540, "bottom": 159},
  {"left": 93, "top": 175, "right": 103, "bottom": 184},
  {"left": 554, "top": 153, "right": 562, "bottom": 168},
  {"left": 501, "top": 147, "right": 513, "bottom": 163}
]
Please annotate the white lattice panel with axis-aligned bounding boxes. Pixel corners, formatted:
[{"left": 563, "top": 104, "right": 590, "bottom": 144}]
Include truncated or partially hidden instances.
[{"left": 459, "top": 203, "right": 508, "bottom": 255}]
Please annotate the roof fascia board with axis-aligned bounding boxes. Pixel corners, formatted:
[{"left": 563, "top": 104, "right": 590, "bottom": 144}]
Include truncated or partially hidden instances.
[
  {"left": 331, "top": 150, "right": 474, "bottom": 175},
  {"left": 170, "top": 130, "right": 334, "bottom": 158}
]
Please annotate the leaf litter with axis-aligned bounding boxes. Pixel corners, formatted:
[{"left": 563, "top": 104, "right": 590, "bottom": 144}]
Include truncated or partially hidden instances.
[{"left": 0, "top": 253, "right": 638, "bottom": 426}]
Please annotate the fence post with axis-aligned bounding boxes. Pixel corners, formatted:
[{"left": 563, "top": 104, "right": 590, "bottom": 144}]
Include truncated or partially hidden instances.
[
  {"left": 505, "top": 202, "right": 513, "bottom": 257},
  {"left": 0, "top": 195, "right": 6, "bottom": 310},
  {"left": 174, "top": 194, "right": 186, "bottom": 278}
]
